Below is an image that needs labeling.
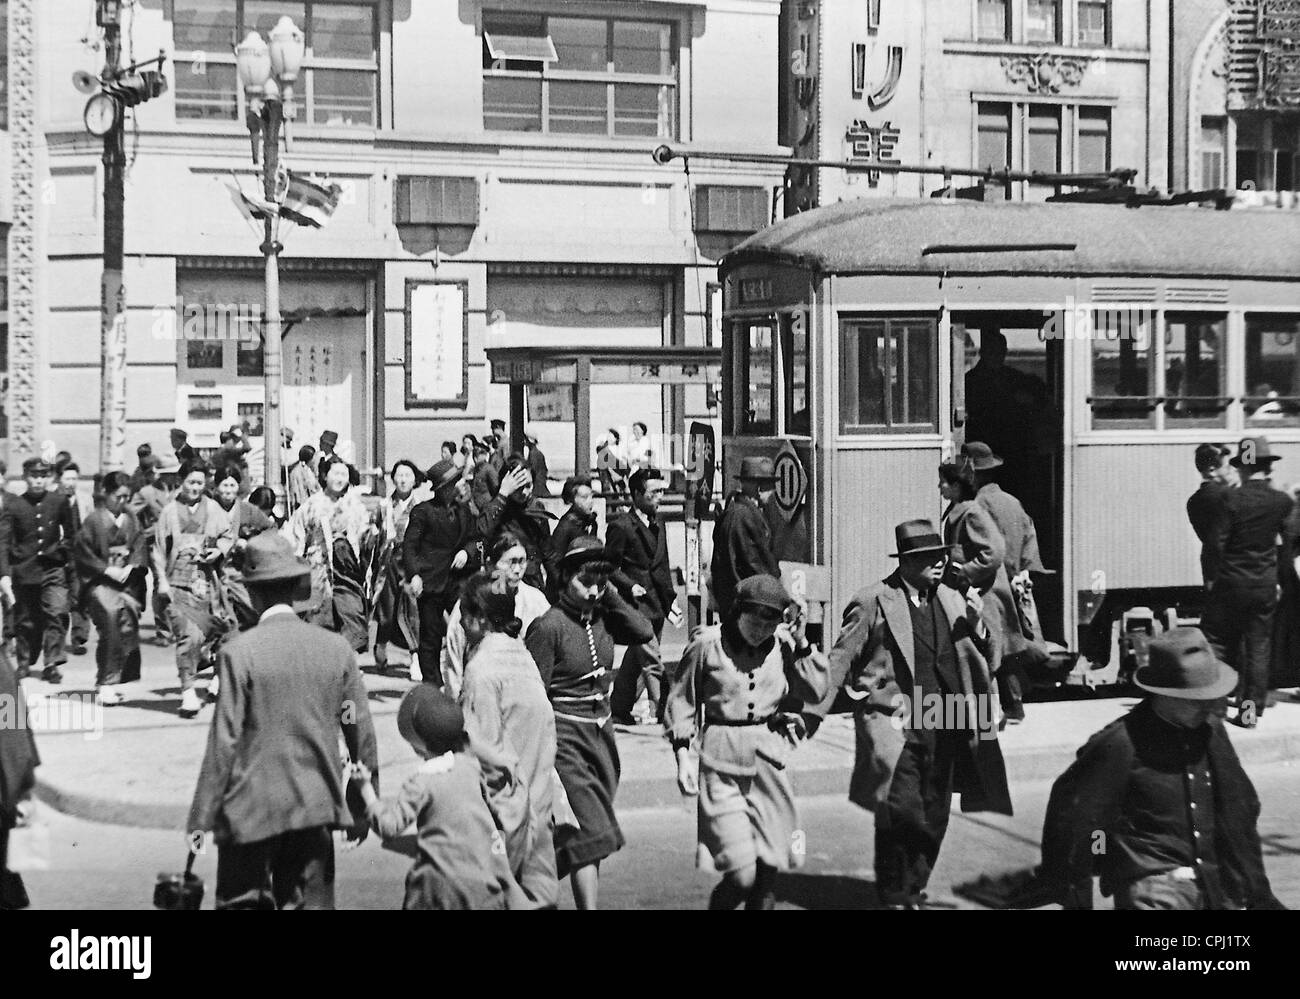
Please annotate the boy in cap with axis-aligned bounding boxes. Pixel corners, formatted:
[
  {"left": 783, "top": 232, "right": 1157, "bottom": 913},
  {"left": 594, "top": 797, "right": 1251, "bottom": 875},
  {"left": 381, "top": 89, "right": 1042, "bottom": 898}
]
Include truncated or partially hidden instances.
[
  {"left": 1201, "top": 435, "right": 1295, "bottom": 728},
  {"left": 1035, "top": 627, "right": 1282, "bottom": 910},
  {"left": 349, "top": 685, "right": 522, "bottom": 910},
  {"left": 0, "top": 458, "right": 79, "bottom": 682}
]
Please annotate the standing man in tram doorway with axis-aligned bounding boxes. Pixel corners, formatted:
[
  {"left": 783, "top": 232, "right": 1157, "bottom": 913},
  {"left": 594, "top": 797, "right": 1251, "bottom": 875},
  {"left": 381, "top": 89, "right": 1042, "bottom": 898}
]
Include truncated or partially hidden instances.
[
  {"left": 709, "top": 457, "right": 781, "bottom": 619},
  {"left": 1186, "top": 442, "right": 1239, "bottom": 588},
  {"left": 1201, "top": 436, "right": 1295, "bottom": 729}
]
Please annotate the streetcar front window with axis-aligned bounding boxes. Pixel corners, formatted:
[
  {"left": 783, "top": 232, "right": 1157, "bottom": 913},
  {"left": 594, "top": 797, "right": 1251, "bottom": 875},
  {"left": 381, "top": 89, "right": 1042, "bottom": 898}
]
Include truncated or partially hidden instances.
[{"left": 739, "top": 321, "right": 775, "bottom": 435}]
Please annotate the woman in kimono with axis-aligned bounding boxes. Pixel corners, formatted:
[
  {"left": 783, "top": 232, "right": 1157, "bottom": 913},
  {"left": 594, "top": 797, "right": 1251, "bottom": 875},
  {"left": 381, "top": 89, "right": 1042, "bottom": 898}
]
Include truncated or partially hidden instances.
[
  {"left": 373, "top": 459, "right": 425, "bottom": 674},
  {"left": 938, "top": 461, "right": 1022, "bottom": 720},
  {"left": 74, "top": 471, "right": 149, "bottom": 704},
  {"left": 443, "top": 531, "right": 551, "bottom": 700},
  {"left": 210, "top": 465, "right": 275, "bottom": 632},
  {"left": 665, "top": 574, "right": 830, "bottom": 910},
  {"left": 458, "top": 572, "right": 559, "bottom": 908},
  {"left": 283, "top": 459, "right": 391, "bottom": 652},
  {"left": 153, "top": 461, "right": 235, "bottom": 718},
  {"left": 525, "top": 537, "right": 654, "bottom": 910}
]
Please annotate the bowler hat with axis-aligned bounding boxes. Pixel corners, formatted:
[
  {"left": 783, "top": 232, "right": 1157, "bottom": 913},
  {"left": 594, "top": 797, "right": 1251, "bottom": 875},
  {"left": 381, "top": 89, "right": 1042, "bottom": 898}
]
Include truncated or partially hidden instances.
[
  {"left": 240, "top": 532, "right": 311, "bottom": 585},
  {"left": 889, "top": 519, "right": 952, "bottom": 558},
  {"left": 961, "top": 441, "right": 1004, "bottom": 471},
  {"left": 560, "top": 535, "right": 608, "bottom": 571},
  {"left": 738, "top": 456, "right": 777, "bottom": 482},
  {"left": 1230, "top": 436, "right": 1282, "bottom": 467},
  {"left": 1134, "top": 627, "right": 1236, "bottom": 700},
  {"left": 734, "top": 574, "right": 791, "bottom": 614},
  {"left": 319, "top": 430, "right": 339, "bottom": 447},
  {"left": 425, "top": 459, "right": 461, "bottom": 492},
  {"left": 397, "top": 685, "right": 465, "bottom": 757}
]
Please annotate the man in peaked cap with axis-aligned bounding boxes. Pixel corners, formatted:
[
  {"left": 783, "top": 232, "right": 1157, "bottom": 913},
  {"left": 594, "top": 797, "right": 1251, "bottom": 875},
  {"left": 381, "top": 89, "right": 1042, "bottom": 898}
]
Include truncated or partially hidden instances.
[
  {"left": 806, "top": 519, "right": 1011, "bottom": 909},
  {"left": 1033, "top": 627, "right": 1281, "bottom": 910},
  {"left": 0, "top": 458, "right": 79, "bottom": 682},
  {"left": 1201, "top": 435, "right": 1295, "bottom": 729},
  {"left": 188, "top": 532, "right": 379, "bottom": 909},
  {"left": 709, "top": 455, "right": 781, "bottom": 618}
]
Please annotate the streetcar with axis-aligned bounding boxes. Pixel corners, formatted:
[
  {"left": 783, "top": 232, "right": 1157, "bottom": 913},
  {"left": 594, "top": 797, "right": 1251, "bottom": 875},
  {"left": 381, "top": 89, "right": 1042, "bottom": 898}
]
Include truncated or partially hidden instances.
[{"left": 717, "top": 197, "right": 1300, "bottom": 680}]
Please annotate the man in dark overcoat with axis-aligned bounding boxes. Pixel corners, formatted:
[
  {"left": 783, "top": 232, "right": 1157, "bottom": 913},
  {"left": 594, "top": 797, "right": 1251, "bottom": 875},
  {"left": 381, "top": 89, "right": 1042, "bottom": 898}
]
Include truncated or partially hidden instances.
[
  {"left": 0, "top": 458, "right": 79, "bottom": 682},
  {"left": 1186, "top": 442, "right": 1236, "bottom": 588},
  {"left": 807, "top": 519, "right": 1012, "bottom": 909},
  {"left": 187, "top": 532, "right": 379, "bottom": 909},
  {"left": 403, "top": 459, "right": 526, "bottom": 686},
  {"left": 607, "top": 468, "right": 679, "bottom": 726},
  {"left": 709, "top": 456, "right": 780, "bottom": 618}
]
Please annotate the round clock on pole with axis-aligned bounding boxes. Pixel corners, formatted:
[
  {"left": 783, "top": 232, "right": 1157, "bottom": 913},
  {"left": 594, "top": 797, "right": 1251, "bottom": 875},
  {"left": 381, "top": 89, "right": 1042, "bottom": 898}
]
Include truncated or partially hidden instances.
[{"left": 84, "top": 92, "right": 120, "bottom": 137}]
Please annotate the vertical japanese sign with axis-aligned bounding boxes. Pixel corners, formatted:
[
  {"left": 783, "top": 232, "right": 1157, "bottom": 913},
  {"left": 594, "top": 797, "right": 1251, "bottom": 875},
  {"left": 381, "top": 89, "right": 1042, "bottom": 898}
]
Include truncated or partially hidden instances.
[
  {"left": 406, "top": 279, "right": 469, "bottom": 408},
  {"left": 785, "top": 1, "right": 820, "bottom": 215}
]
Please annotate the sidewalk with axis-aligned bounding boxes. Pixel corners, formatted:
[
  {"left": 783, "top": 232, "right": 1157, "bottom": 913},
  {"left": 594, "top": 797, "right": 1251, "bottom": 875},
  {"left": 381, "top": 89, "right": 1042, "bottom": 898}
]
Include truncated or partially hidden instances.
[{"left": 22, "top": 627, "right": 1300, "bottom": 829}]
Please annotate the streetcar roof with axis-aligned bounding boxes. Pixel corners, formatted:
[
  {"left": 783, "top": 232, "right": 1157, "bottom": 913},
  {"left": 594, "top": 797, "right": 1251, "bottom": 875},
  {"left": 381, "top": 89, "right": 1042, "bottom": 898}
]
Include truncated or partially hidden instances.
[{"left": 721, "top": 198, "right": 1300, "bottom": 280}]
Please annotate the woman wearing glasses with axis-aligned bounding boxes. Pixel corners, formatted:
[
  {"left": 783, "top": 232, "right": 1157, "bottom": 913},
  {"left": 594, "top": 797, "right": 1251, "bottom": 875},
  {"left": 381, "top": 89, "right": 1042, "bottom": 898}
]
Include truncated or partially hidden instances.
[
  {"left": 525, "top": 537, "right": 654, "bottom": 910},
  {"left": 441, "top": 532, "right": 550, "bottom": 701},
  {"left": 665, "top": 574, "right": 830, "bottom": 910}
]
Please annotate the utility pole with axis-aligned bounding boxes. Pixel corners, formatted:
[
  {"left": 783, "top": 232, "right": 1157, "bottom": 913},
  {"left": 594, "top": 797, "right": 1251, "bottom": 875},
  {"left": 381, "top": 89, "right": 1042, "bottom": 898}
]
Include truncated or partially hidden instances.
[{"left": 99, "top": 0, "right": 127, "bottom": 472}]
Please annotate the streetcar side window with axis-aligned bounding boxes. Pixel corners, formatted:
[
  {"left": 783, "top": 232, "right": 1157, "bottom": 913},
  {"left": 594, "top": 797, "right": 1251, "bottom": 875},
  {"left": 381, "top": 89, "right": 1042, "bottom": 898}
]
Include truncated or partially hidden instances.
[
  {"left": 839, "top": 318, "right": 937, "bottom": 434},
  {"left": 1164, "top": 314, "right": 1228, "bottom": 428},
  {"left": 1246, "top": 314, "right": 1300, "bottom": 428},
  {"left": 738, "top": 320, "right": 776, "bottom": 435},
  {"left": 1089, "top": 309, "right": 1154, "bottom": 428}
]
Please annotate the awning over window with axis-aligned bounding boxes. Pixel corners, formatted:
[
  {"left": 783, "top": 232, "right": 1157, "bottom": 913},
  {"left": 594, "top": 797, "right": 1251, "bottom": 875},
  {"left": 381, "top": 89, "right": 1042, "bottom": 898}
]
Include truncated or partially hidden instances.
[
  {"left": 176, "top": 273, "right": 368, "bottom": 319},
  {"left": 484, "top": 32, "right": 558, "bottom": 62}
]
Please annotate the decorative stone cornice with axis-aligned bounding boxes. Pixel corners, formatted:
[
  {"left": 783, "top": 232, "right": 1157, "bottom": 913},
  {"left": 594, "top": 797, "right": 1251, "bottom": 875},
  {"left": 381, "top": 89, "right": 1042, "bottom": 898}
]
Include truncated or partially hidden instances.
[{"left": 999, "top": 52, "right": 1096, "bottom": 94}]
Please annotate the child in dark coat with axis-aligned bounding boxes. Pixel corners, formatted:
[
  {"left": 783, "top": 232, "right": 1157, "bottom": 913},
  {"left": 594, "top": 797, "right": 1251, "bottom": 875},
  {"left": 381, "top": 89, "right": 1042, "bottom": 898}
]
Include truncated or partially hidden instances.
[{"left": 350, "top": 686, "right": 522, "bottom": 910}]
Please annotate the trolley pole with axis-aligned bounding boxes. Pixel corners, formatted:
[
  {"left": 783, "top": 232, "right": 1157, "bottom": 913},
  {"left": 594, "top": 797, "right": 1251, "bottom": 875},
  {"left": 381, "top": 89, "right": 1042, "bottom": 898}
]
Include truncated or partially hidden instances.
[{"left": 99, "top": 0, "right": 127, "bottom": 472}]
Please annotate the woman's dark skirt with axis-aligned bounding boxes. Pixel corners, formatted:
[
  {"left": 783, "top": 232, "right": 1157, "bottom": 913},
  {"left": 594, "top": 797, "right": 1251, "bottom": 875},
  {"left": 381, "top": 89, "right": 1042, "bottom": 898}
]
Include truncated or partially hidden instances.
[{"left": 553, "top": 716, "right": 624, "bottom": 877}]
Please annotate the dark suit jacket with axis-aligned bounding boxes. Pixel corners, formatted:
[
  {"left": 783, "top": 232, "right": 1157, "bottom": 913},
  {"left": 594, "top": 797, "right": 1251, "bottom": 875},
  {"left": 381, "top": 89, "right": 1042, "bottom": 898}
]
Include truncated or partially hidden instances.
[
  {"left": 187, "top": 612, "right": 379, "bottom": 845},
  {"left": 403, "top": 495, "right": 507, "bottom": 599},
  {"left": 1039, "top": 701, "right": 1278, "bottom": 909},
  {"left": 0, "top": 490, "right": 79, "bottom": 583},
  {"left": 709, "top": 492, "right": 779, "bottom": 615},
  {"left": 605, "top": 510, "right": 674, "bottom": 628},
  {"left": 1187, "top": 480, "right": 1230, "bottom": 585},
  {"left": 1206, "top": 478, "right": 1295, "bottom": 591}
]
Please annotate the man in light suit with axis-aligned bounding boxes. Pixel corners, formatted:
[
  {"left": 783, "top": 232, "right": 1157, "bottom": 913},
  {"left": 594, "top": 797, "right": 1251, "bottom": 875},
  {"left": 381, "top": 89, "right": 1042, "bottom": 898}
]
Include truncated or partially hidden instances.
[
  {"left": 805, "top": 519, "right": 1012, "bottom": 909},
  {"left": 607, "top": 468, "right": 680, "bottom": 726},
  {"left": 187, "top": 532, "right": 379, "bottom": 910}
]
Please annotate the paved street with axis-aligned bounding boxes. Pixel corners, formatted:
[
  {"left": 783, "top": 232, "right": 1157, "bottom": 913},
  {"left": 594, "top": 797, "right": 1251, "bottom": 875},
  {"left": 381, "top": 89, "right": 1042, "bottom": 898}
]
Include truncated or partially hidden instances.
[{"left": 18, "top": 760, "right": 1300, "bottom": 910}]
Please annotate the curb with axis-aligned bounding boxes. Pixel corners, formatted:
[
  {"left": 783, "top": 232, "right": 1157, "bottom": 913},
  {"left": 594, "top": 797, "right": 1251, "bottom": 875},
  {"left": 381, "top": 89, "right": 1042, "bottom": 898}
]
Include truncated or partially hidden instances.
[{"left": 34, "top": 720, "right": 1300, "bottom": 830}]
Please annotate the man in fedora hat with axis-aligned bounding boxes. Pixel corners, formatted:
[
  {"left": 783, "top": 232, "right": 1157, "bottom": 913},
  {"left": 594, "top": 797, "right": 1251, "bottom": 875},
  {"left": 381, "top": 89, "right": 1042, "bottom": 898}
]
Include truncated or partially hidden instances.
[
  {"left": 709, "top": 455, "right": 781, "bottom": 618},
  {"left": 403, "top": 458, "right": 530, "bottom": 687},
  {"left": 808, "top": 519, "right": 1012, "bottom": 908},
  {"left": 1034, "top": 627, "right": 1281, "bottom": 910},
  {"left": 1201, "top": 435, "right": 1295, "bottom": 728},
  {"left": 187, "top": 532, "right": 379, "bottom": 909},
  {"left": 0, "top": 457, "right": 79, "bottom": 682}
]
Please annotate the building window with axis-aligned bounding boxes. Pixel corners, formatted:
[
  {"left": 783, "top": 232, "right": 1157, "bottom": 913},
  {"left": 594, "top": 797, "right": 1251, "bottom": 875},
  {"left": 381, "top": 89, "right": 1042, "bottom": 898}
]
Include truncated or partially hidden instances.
[
  {"left": 976, "top": 0, "right": 1010, "bottom": 41},
  {"left": 173, "top": 1, "right": 377, "bottom": 127},
  {"left": 738, "top": 320, "right": 775, "bottom": 435},
  {"left": 1231, "top": 116, "right": 1298, "bottom": 192},
  {"left": 1026, "top": 0, "right": 1060, "bottom": 43},
  {"left": 1027, "top": 105, "right": 1061, "bottom": 200},
  {"left": 1077, "top": 1, "right": 1108, "bottom": 45},
  {"left": 1078, "top": 106, "right": 1111, "bottom": 174},
  {"left": 1200, "top": 116, "right": 1226, "bottom": 189},
  {"left": 482, "top": 11, "right": 677, "bottom": 138},
  {"left": 839, "top": 318, "right": 937, "bottom": 434},
  {"left": 977, "top": 102, "right": 1013, "bottom": 199},
  {"left": 1245, "top": 314, "right": 1300, "bottom": 427}
]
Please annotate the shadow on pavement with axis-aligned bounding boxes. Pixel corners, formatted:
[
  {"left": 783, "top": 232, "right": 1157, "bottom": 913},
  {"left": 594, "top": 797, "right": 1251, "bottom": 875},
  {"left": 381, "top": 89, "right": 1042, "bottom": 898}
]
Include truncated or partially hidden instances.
[{"left": 773, "top": 872, "right": 885, "bottom": 910}]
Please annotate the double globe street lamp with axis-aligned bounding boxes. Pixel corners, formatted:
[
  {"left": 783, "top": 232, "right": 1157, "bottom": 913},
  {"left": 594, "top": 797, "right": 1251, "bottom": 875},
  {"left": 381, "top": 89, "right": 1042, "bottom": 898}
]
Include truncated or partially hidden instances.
[{"left": 234, "top": 15, "right": 305, "bottom": 496}]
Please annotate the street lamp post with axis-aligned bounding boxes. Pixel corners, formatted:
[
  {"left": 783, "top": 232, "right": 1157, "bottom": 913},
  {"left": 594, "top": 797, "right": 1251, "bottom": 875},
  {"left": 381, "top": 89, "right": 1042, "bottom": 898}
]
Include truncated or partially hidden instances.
[{"left": 235, "top": 16, "right": 304, "bottom": 495}]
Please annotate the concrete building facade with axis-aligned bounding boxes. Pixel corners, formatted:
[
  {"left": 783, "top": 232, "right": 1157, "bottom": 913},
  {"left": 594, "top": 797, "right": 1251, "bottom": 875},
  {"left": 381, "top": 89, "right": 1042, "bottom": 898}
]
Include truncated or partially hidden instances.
[{"left": 7, "top": 0, "right": 785, "bottom": 478}]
